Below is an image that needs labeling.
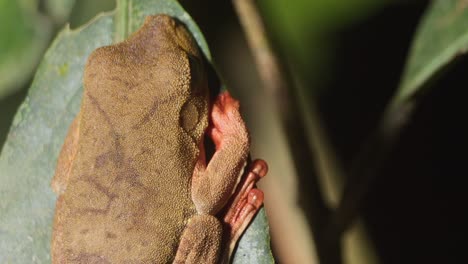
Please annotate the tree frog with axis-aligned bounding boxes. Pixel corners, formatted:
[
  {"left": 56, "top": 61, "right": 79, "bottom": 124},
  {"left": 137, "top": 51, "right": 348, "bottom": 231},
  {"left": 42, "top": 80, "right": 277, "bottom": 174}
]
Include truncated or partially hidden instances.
[{"left": 50, "top": 15, "right": 267, "bottom": 263}]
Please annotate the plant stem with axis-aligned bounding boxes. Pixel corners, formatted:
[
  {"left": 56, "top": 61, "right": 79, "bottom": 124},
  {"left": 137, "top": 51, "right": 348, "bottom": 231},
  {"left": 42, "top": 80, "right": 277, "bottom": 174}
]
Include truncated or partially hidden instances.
[
  {"left": 232, "top": 0, "right": 341, "bottom": 262},
  {"left": 115, "top": 0, "right": 129, "bottom": 42}
]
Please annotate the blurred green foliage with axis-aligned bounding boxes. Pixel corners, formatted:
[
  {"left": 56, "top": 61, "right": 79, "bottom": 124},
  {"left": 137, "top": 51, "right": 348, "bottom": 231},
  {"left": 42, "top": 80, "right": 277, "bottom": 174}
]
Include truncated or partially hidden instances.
[
  {"left": 45, "top": 0, "right": 76, "bottom": 24},
  {"left": 258, "top": 0, "right": 386, "bottom": 93},
  {"left": 68, "top": 0, "right": 115, "bottom": 28},
  {"left": 0, "top": 0, "right": 51, "bottom": 99},
  {"left": 259, "top": 0, "right": 384, "bottom": 57}
]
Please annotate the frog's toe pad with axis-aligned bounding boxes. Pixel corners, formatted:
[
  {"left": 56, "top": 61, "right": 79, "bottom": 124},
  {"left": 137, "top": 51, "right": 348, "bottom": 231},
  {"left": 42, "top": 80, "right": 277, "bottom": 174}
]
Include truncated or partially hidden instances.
[{"left": 221, "top": 159, "right": 267, "bottom": 243}]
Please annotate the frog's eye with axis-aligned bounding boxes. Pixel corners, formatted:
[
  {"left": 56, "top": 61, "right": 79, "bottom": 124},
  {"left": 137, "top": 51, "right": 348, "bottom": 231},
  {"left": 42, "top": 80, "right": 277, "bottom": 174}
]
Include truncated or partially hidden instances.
[{"left": 180, "top": 98, "right": 200, "bottom": 133}]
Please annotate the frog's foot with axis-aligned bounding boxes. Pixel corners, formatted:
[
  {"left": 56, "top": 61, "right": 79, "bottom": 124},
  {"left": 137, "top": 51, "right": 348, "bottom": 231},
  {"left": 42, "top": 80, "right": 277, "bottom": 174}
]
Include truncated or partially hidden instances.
[
  {"left": 208, "top": 91, "right": 248, "bottom": 150},
  {"left": 219, "top": 159, "right": 268, "bottom": 259}
]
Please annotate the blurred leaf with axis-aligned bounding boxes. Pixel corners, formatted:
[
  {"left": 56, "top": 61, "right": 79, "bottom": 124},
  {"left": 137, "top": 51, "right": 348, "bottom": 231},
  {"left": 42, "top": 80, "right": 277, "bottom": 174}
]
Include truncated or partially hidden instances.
[
  {"left": 0, "top": 0, "right": 272, "bottom": 262},
  {"left": 0, "top": 0, "right": 52, "bottom": 99},
  {"left": 395, "top": 0, "right": 468, "bottom": 103},
  {"left": 258, "top": 0, "right": 384, "bottom": 63},
  {"left": 68, "top": 0, "right": 115, "bottom": 29},
  {"left": 45, "top": 0, "right": 76, "bottom": 24}
]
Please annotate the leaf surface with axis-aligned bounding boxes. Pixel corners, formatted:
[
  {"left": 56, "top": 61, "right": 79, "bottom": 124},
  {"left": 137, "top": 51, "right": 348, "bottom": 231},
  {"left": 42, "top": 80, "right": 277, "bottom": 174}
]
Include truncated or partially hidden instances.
[{"left": 395, "top": 0, "right": 468, "bottom": 103}]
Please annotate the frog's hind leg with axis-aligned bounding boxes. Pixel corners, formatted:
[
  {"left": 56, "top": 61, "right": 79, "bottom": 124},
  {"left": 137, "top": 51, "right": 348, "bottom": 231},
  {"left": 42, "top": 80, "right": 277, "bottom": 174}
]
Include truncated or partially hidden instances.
[
  {"left": 173, "top": 215, "right": 222, "bottom": 264},
  {"left": 51, "top": 112, "right": 81, "bottom": 195},
  {"left": 219, "top": 159, "right": 268, "bottom": 262},
  {"left": 51, "top": 113, "right": 81, "bottom": 263}
]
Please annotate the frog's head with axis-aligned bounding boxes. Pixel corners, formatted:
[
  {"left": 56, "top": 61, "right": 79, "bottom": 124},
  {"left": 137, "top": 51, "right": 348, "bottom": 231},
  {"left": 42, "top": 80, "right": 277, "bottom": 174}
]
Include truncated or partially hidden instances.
[
  {"left": 138, "top": 15, "right": 209, "bottom": 141},
  {"left": 141, "top": 15, "right": 207, "bottom": 97},
  {"left": 83, "top": 15, "right": 209, "bottom": 142}
]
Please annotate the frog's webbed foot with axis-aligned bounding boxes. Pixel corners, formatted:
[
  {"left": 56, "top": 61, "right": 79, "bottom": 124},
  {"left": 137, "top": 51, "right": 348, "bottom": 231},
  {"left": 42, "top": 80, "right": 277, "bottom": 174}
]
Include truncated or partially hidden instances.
[{"left": 219, "top": 159, "right": 268, "bottom": 261}]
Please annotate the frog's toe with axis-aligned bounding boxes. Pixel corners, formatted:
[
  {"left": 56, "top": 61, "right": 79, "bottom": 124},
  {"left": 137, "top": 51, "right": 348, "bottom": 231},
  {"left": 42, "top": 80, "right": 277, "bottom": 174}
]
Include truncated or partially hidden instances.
[
  {"left": 211, "top": 92, "right": 242, "bottom": 129},
  {"left": 219, "top": 159, "right": 267, "bottom": 256},
  {"left": 207, "top": 125, "right": 222, "bottom": 150},
  {"left": 209, "top": 91, "right": 248, "bottom": 150}
]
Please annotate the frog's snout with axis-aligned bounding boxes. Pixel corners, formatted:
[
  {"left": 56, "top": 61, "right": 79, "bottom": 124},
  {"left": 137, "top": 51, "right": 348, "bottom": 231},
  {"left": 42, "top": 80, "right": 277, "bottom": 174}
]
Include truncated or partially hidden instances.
[{"left": 146, "top": 15, "right": 177, "bottom": 32}]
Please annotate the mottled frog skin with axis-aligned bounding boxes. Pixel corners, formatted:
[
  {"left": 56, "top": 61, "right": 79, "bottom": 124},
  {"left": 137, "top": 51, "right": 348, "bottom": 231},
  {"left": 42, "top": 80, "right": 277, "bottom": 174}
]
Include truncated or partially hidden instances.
[{"left": 51, "top": 15, "right": 267, "bottom": 264}]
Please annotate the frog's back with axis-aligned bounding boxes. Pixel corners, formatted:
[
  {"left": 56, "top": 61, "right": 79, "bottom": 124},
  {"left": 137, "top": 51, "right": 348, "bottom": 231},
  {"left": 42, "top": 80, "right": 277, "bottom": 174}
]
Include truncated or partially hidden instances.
[{"left": 54, "top": 15, "right": 208, "bottom": 263}]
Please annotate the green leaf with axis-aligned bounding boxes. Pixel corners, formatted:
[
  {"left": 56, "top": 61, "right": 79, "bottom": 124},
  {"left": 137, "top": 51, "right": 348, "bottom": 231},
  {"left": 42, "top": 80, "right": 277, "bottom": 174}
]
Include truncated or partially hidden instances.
[
  {"left": 0, "top": 0, "right": 52, "bottom": 99},
  {"left": 233, "top": 208, "right": 274, "bottom": 264},
  {"left": 0, "top": 0, "right": 273, "bottom": 262},
  {"left": 258, "top": 0, "right": 383, "bottom": 60},
  {"left": 394, "top": 0, "right": 468, "bottom": 103}
]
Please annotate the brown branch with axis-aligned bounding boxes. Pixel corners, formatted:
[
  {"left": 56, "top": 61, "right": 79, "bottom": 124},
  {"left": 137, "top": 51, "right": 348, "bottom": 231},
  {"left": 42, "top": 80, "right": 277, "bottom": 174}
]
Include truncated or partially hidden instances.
[
  {"left": 232, "top": 0, "right": 288, "bottom": 111},
  {"left": 232, "top": 0, "right": 341, "bottom": 263}
]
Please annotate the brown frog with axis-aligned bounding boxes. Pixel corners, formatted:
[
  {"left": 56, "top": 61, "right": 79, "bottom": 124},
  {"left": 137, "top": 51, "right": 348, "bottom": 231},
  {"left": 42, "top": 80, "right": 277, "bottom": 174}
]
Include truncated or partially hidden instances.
[{"left": 50, "top": 15, "right": 267, "bottom": 263}]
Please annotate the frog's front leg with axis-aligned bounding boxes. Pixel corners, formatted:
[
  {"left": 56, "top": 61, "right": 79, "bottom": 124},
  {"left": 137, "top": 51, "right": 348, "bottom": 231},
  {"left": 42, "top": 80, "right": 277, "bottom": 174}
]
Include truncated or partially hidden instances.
[
  {"left": 191, "top": 91, "right": 251, "bottom": 215},
  {"left": 176, "top": 91, "right": 266, "bottom": 263}
]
